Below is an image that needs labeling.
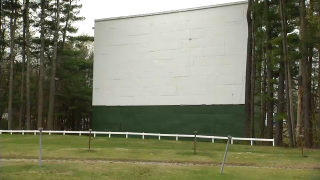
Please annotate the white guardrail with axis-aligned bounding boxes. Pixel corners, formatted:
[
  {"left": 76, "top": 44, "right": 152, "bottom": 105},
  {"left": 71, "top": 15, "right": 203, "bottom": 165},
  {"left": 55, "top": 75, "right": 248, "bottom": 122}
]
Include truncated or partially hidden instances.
[{"left": 0, "top": 130, "right": 275, "bottom": 146}]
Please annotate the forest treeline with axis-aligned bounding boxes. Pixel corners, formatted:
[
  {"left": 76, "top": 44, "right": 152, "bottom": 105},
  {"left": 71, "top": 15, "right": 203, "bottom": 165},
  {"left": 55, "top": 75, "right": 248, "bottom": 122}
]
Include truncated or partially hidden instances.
[
  {"left": 0, "top": 0, "right": 93, "bottom": 131},
  {"left": 1, "top": 0, "right": 320, "bottom": 148},
  {"left": 245, "top": 0, "right": 320, "bottom": 148}
]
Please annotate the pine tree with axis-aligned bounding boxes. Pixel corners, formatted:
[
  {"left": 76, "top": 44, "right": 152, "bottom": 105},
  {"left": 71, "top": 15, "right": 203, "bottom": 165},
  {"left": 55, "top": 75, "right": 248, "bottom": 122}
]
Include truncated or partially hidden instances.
[
  {"left": 279, "top": 0, "right": 294, "bottom": 147},
  {"left": 300, "top": 0, "right": 313, "bottom": 148},
  {"left": 25, "top": 0, "right": 31, "bottom": 130},
  {"left": 37, "top": 0, "right": 46, "bottom": 129},
  {"left": 8, "top": 0, "right": 19, "bottom": 130},
  {"left": 47, "top": 0, "right": 60, "bottom": 130},
  {"left": 245, "top": 0, "right": 253, "bottom": 138}
]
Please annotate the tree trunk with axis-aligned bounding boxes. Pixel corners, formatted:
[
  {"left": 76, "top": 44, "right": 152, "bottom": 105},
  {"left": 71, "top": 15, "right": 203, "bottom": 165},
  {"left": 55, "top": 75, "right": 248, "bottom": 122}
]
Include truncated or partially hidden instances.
[
  {"left": 8, "top": 0, "right": 17, "bottom": 130},
  {"left": 276, "top": 61, "right": 285, "bottom": 146},
  {"left": 284, "top": 61, "right": 294, "bottom": 147},
  {"left": 61, "top": 0, "right": 72, "bottom": 50},
  {"left": 63, "top": 109, "right": 66, "bottom": 130},
  {"left": 0, "top": 110, "right": 3, "bottom": 128},
  {"left": 76, "top": 110, "right": 81, "bottom": 131},
  {"left": 318, "top": 51, "right": 320, "bottom": 131},
  {"left": 37, "top": 0, "right": 46, "bottom": 129},
  {"left": 19, "top": 2, "right": 26, "bottom": 129},
  {"left": 296, "top": 62, "right": 303, "bottom": 143},
  {"left": 288, "top": 66, "right": 296, "bottom": 145},
  {"left": 261, "top": 55, "right": 267, "bottom": 138},
  {"left": 265, "top": 0, "right": 273, "bottom": 141},
  {"left": 279, "top": 0, "right": 294, "bottom": 147},
  {"left": 250, "top": 2, "right": 256, "bottom": 138},
  {"left": 300, "top": 0, "right": 313, "bottom": 148},
  {"left": 54, "top": 115, "right": 58, "bottom": 130},
  {"left": 245, "top": 0, "right": 253, "bottom": 138},
  {"left": 318, "top": 8, "right": 320, "bottom": 133},
  {"left": 25, "top": 0, "right": 31, "bottom": 130},
  {"left": 47, "top": 0, "right": 60, "bottom": 130},
  {"left": 71, "top": 110, "right": 75, "bottom": 130},
  {"left": 0, "top": 0, "right": 2, "bottom": 85},
  {"left": 309, "top": 0, "right": 315, "bottom": 130},
  {"left": 276, "top": 0, "right": 286, "bottom": 146},
  {"left": 307, "top": 45, "right": 313, "bottom": 136}
]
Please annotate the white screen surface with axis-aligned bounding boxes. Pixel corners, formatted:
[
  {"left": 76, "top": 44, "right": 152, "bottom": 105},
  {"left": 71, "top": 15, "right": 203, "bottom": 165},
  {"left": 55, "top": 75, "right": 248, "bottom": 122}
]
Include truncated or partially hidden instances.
[{"left": 93, "top": 2, "right": 248, "bottom": 106}]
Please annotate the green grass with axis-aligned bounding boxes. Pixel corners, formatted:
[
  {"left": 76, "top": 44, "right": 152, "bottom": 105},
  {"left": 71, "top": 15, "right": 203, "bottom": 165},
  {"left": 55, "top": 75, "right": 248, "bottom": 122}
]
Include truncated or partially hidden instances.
[
  {"left": 0, "top": 134, "right": 320, "bottom": 179},
  {"left": 1, "top": 161, "right": 319, "bottom": 180},
  {"left": 1, "top": 134, "right": 319, "bottom": 168}
]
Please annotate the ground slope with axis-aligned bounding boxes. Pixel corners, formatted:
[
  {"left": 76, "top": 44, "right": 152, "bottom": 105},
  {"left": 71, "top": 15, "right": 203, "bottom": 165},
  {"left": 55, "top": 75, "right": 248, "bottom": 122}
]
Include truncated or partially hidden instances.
[{"left": 0, "top": 134, "right": 319, "bottom": 179}]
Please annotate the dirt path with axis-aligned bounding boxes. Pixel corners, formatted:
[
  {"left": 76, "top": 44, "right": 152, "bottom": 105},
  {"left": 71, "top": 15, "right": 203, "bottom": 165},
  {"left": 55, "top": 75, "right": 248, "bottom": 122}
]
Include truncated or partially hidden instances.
[{"left": 1, "top": 158, "right": 319, "bottom": 170}]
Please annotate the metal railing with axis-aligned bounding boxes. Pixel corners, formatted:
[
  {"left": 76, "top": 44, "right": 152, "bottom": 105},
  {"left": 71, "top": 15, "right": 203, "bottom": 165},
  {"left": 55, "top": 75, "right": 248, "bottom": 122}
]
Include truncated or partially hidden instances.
[{"left": 0, "top": 130, "right": 275, "bottom": 146}]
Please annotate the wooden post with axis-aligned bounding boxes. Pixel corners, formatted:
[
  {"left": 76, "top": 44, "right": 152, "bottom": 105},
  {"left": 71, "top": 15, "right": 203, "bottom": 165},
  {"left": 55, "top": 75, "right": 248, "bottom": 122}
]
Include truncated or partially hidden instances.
[
  {"left": 88, "top": 129, "right": 92, "bottom": 151},
  {"left": 299, "top": 135, "right": 304, "bottom": 157},
  {"left": 38, "top": 127, "right": 43, "bottom": 167},
  {"left": 221, "top": 136, "right": 232, "bottom": 174},
  {"left": 194, "top": 131, "right": 197, "bottom": 155}
]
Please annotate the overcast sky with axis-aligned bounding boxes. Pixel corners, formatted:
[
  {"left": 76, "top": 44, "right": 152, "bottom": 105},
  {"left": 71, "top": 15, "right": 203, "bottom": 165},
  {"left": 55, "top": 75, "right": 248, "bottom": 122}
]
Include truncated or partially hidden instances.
[{"left": 76, "top": 0, "right": 242, "bottom": 36}]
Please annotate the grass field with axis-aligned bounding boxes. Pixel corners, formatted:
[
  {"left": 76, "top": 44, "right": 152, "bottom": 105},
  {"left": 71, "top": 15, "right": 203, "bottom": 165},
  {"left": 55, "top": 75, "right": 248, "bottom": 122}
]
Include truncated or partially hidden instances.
[{"left": 0, "top": 134, "right": 319, "bottom": 179}]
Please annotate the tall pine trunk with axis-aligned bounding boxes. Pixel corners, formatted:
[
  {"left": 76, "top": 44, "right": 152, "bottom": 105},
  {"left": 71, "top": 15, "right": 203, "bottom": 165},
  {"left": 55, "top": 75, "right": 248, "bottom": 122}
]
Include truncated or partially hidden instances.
[
  {"left": 300, "top": 0, "right": 313, "bottom": 148},
  {"left": 276, "top": 61, "right": 285, "bottom": 146},
  {"left": 284, "top": 63, "right": 294, "bottom": 147},
  {"left": 308, "top": 0, "right": 315, "bottom": 137},
  {"left": 307, "top": 45, "right": 313, "bottom": 142},
  {"left": 261, "top": 55, "right": 267, "bottom": 138},
  {"left": 250, "top": 1, "right": 256, "bottom": 138},
  {"left": 245, "top": 0, "right": 253, "bottom": 138},
  {"left": 19, "top": 1, "right": 26, "bottom": 129},
  {"left": 276, "top": 1, "right": 285, "bottom": 145},
  {"left": 308, "top": 49, "right": 313, "bottom": 105},
  {"left": 8, "top": 0, "right": 17, "bottom": 130},
  {"left": 61, "top": 0, "right": 72, "bottom": 50},
  {"left": 279, "top": 0, "right": 294, "bottom": 147},
  {"left": 318, "top": 8, "right": 320, "bottom": 133},
  {"left": 0, "top": 0, "right": 2, "bottom": 109},
  {"left": 288, "top": 66, "right": 296, "bottom": 145},
  {"left": 265, "top": 0, "right": 273, "bottom": 141},
  {"left": 296, "top": 61, "right": 303, "bottom": 142},
  {"left": 37, "top": 0, "right": 45, "bottom": 129},
  {"left": 25, "top": 0, "right": 31, "bottom": 130},
  {"left": 47, "top": 0, "right": 60, "bottom": 130},
  {"left": 318, "top": 51, "right": 320, "bottom": 131}
]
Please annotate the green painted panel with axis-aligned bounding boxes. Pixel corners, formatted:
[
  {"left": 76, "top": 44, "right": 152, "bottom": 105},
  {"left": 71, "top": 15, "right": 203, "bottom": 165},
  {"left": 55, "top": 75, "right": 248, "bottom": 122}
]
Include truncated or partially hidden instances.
[{"left": 92, "top": 105, "right": 245, "bottom": 137}]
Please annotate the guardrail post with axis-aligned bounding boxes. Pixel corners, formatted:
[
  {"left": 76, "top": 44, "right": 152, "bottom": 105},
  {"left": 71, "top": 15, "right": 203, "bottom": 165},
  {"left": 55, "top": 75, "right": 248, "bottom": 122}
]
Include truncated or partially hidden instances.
[
  {"left": 273, "top": 139, "right": 275, "bottom": 147},
  {"left": 34, "top": 130, "right": 36, "bottom": 135},
  {"left": 221, "top": 136, "right": 232, "bottom": 174},
  {"left": 142, "top": 132, "right": 144, "bottom": 139},
  {"left": 22, "top": 130, "right": 24, "bottom": 135},
  {"left": 126, "top": 132, "right": 128, "bottom": 139},
  {"left": 231, "top": 138, "right": 233, "bottom": 145},
  {"left": 10, "top": 130, "right": 12, "bottom": 135},
  {"left": 109, "top": 131, "right": 111, "bottom": 138},
  {"left": 38, "top": 127, "right": 43, "bottom": 167},
  {"left": 251, "top": 138, "right": 253, "bottom": 146},
  {"left": 194, "top": 131, "right": 197, "bottom": 155},
  {"left": 49, "top": 130, "right": 51, "bottom": 135},
  {"left": 94, "top": 132, "right": 96, "bottom": 138},
  {"left": 79, "top": 131, "right": 81, "bottom": 136},
  {"left": 212, "top": 138, "right": 215, "bottom": 143},
  {"left": 176, "top": 136, "right": 178, "bottom": 141},
  {"left": 63, "top": 130, "right": 65, "bottom": 135},
  {"left": 0, "top": 131, "right": 2, "bottom": 134},
  {"left": 158, "top": 133, "right": 160, "bottom": 140},
  {"left": 88, "top": 129, "right": 92, "bottom": 151}
]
